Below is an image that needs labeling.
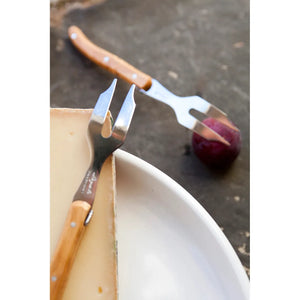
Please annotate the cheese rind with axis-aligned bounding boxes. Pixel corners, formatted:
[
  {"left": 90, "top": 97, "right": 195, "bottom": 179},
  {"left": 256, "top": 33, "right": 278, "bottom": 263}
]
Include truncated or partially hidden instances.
[{"left": 50, "top": 108, "right": 117, "bottom": 300}]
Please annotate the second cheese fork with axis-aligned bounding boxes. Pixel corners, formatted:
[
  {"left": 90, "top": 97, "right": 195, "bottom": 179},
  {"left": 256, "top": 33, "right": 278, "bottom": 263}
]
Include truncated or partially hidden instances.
[{"left": 68, "top": 25, "right": 239, "bottom": 146}]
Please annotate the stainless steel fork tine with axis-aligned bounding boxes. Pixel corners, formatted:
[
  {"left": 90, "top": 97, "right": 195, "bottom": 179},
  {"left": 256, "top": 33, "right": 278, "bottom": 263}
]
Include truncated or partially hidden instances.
[
  {"left": 203, "top": 104, "right": 239, "bottom": 132},
  {"left": 189, "top": 115, "right": 230, "bottom": 146},
  {"left": 186, "top": 95, "right": 239, "bottom": 132},
  {"left": 92, "top": 78, "right": 117, "bottom": 123},
  {"left": 112, "top": 84, "right": 136, "bottom": 141}
]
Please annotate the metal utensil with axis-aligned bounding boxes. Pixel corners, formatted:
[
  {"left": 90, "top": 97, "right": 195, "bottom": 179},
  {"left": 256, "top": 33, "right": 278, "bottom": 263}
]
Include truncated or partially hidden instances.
[
  {"left": 68, "top": 25, "right": 239, "bottom": 146},
  {"left": 50, "top": 79, "right": 135, "bottom": 300}
]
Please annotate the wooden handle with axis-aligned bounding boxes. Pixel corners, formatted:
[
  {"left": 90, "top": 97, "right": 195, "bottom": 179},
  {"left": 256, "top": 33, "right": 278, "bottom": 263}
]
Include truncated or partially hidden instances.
[
  {"left": 50, "top": 201, "right": 91, "bottom": 300},
  {"left": 68, "top": 25, "right": 152, "bottom": 90}
]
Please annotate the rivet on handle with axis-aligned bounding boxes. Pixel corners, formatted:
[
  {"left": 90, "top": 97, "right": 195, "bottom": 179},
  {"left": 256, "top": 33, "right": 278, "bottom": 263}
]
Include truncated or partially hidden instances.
[{"left": 70, "top": 222, "right": 76, "bottom": 228}]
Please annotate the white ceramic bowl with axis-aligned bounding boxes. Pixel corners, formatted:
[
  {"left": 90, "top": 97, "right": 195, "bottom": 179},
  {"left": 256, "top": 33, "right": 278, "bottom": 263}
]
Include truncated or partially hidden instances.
[{"left": 115, "top": 150, "right": 249, "bottom": 300}]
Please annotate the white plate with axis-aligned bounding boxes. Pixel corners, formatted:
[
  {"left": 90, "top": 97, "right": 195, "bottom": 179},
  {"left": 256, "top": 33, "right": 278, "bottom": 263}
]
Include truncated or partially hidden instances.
[{"left": 115, "top": 150, "right": 249, "bottom": 300}]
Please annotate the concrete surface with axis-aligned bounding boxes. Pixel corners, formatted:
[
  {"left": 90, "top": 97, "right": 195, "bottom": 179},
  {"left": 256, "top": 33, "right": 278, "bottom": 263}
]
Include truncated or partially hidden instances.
[{"left": 50, "top": 0, "right": 250, "bottom": 276}]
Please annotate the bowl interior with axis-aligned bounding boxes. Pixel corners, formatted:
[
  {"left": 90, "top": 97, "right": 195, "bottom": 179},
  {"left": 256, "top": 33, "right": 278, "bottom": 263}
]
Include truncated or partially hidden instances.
[{"left": 115, "top": 150, "right": 248, "bottom": 300}]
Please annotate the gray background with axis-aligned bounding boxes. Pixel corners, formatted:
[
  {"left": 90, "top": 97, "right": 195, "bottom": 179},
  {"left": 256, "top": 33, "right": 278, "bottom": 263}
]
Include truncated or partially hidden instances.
[{"left": 51, "top": 0, "right": 249, "bottom": 275}]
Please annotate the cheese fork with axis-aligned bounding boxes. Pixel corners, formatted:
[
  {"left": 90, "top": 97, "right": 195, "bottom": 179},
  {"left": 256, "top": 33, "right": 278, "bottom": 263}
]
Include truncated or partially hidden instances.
[
  {"left": 68, "top": 25, "right": 239, "bottom": 146},
  {"left": 50, "top": 79, "right": 135, "bottom": 300}
]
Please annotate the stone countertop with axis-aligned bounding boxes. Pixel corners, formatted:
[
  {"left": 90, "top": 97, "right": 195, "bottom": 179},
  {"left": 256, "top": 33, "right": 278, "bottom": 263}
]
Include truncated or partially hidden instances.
[{"left": 50, "top": 0, "right": 249, "bottom": 276}]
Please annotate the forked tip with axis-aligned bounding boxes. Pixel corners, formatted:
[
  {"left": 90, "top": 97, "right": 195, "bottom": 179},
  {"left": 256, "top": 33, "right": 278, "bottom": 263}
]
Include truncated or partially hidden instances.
[
  {"left": 112, "top": 84, "right": 136, "bottom": 141},
  {"left": 92, "top": 79, "right": 118, "bottom": 119},
  {"left": 193, "top": 120, "right": 230, "bottom": 146},
  {"left": 219, "top": 117, "right": 240, "bottom": 132},
  {"left": 127, "top": 84, "right": 136, "bottom": 101},
  {"left": 123, "top": 84, "right": 136, "bottom": 109},
  {"left": 205, "top": 105, "right": 240, "bottom": 132},
  {"left": 110, "top": 78, "right": 118, "bottom": 90}
]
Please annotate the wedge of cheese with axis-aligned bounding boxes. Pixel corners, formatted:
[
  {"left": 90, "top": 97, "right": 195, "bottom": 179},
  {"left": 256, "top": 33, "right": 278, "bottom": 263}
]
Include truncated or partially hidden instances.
[{"left": 50, "top": 108, "right": 118, "bottom": 300}]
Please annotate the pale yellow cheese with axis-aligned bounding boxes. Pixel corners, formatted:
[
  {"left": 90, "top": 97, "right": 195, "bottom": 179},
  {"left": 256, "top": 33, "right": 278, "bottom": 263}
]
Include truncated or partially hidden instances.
[{"left": 50, "top": 108, "right": 118, "bottom": 300}]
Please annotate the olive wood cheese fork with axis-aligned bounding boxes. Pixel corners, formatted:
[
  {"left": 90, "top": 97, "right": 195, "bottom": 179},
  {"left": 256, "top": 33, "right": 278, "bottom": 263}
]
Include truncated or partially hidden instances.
[
  {"left": 50, "top": 79, "right": 136, "bottom": 300},
  {"left": 68, "top": 25, "right": 239, "bottom": 146}
]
